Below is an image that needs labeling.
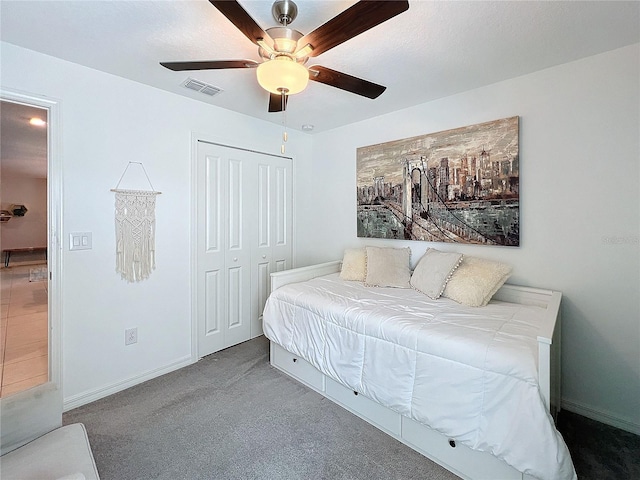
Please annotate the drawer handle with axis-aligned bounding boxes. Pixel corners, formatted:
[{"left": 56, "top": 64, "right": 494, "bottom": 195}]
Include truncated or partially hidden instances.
[
  {"left": 448, "top": 439, "right": 456, "bottom": 448},
  {"left": 292, "top": 358, "right": 297, "bottom": 363},
  {"left": 262, "top": 254, "right": 267, "bottom": 259},
  {"left": 353, "top": 391, "right": 358, "bottom": 396}
]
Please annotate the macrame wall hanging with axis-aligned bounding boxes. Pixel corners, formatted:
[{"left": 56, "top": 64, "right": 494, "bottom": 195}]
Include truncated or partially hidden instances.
[{"left": 111, "top": 162, "right": 161, "bottom": 283}]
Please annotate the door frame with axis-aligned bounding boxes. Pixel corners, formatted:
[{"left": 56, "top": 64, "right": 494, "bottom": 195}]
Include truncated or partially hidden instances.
[
  {"left": 190, "top": 133, "right": 295, "bottom": 361},
  {"left": 0, "top": 89, "right": 63, "bottom": 453}
]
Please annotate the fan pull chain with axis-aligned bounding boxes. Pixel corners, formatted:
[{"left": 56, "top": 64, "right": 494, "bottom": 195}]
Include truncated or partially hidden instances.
[{"left": 280, "top": 88, "right": 289, "bottom": 154}]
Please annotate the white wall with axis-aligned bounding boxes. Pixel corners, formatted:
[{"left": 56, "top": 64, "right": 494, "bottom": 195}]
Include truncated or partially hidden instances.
[
  {"left": 299, "top": 44, "right": 640, "bottom": 433},
  {"left": 0, "top": 42, "right": 312, "bottom": 407},
  {"left": 0, "top": 174, "right": 47, "bottom": 250},
  {"left": 2, "top": 40, "right": 638, "bottom": 433}
]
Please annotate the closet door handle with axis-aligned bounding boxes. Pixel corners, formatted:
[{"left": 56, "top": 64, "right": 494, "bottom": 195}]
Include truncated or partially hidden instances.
[
  {"left": 262, "top": 254, "right": 267, "bottom": 259},
  {"left": 233, "top": 257, "right": 238, "bottom": 262}
]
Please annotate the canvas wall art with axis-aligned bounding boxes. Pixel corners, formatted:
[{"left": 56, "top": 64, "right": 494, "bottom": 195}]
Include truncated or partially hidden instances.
[{"left": 357, "top": 116, "right": 519, "bottom": 246}]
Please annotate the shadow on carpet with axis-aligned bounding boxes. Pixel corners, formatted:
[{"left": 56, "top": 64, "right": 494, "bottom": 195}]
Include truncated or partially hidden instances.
[{"left": 64, "top": 337, "right": 460, "bottom": 480}]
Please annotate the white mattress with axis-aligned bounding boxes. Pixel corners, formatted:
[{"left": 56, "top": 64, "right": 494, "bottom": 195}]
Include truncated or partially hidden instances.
[{"left": 263, "top": 273, "right": 576, "bottom": 480}]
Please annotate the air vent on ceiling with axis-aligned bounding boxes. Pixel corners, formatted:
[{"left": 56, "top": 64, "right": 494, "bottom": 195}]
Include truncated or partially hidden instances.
[{"left": 181, "top": 78, "right": 223, "bottom": 97}]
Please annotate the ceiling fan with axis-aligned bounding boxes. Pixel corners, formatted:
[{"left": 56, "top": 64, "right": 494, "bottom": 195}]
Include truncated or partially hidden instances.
[{"left": 160, "top": 0, "right": 410, "bottom": 113}]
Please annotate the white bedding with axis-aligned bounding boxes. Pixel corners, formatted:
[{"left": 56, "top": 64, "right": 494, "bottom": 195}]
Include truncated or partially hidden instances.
[{"left": 263, "top": 273, "right": 576, "bottom": 480}]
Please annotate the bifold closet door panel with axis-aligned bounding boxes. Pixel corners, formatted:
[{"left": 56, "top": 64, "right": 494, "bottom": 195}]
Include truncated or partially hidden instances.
[
  {"left": 252, "top": 162, "right": 272, "bottom": 339},
  {"left": 224, "top": 155, "right": 251, "bottom": 347},
  {"left": 271, "top": 160, "right": 293, "bottom": 273},
  {"left": 250, "top": 157, "right": 292, "bottom": 338},
  {"left": 196, "top": 143, "right": 251, "bottom": 355},
  {"left": 197, "top": 149, "right": 226, "bottom": 356}
]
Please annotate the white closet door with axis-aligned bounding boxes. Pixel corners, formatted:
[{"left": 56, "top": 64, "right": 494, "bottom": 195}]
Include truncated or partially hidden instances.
[
  {"left": 196, "top": 142, "right": 254, "bottom": 356},
  {"left": 197, "top": 145, "right": 226, "bottom": 355},
  {"left": 270, "top": 159, "right": 293, "bottom": 273},
  {"left": 252, "top": 161, "right": 272, "bottom": 339},
  {"left": 250, "top": 156, "right": 292, "bottom": 338},
  {"left": 223, "top": 155, "right": 251, "bottom": 347}
]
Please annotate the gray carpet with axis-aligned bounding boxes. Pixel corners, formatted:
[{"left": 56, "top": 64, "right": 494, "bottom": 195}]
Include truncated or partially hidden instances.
[
  {"left": 557, "top": 410, "right": 640, "bottom": 480},
  {"left": 64, "top": 337, "right": 459, "bottom": 480},
  {"left": 64, "top": 337, "right": 640, "bottom": 480}
]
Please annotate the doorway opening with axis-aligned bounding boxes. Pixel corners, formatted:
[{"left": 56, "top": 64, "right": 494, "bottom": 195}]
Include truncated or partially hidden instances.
[{"left": 0, "top": 100, "right": 49, "bottom": 397}]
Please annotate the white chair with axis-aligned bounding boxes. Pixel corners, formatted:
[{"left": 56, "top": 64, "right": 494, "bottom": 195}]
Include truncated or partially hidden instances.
[{"left": 0, "top": 423, "right": 100, "bottom": 480}]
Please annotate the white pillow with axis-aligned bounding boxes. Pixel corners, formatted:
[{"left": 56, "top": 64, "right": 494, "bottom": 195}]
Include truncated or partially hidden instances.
[
  {"left": 410, "top": 249, "right": 463, "bottom": 299},
  {"left": 442, "top": 256, "right": 512, "bottom": 307},
  {"left": 365, "top": 246, "right": 411, "bottom": 288},
  {"left": 340, "top": 248, "right": 367, "bottom": 281}
]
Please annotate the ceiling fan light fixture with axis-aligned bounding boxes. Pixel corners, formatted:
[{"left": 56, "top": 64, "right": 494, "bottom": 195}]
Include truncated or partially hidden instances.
[
  {"left": 256, "top": 56, "right": 308, "bottom": 95},
  {"left": 273, "top": 36, "right": 298, "bottom": 54},
  {"left": 264, "top": 27, "right": 303, "bottom": 56}
]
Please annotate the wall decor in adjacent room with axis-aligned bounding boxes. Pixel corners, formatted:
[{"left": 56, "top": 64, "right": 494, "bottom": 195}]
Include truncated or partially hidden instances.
[{"left": 356, "top": 116, "right": 519, "bottom": 246}]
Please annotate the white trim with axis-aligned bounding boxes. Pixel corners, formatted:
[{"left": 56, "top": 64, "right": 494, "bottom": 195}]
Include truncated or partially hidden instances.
[
  {"left": 270, "top": 260, "right": 341, "bottom": 291},
  {"left": 562, "top": 399, "right": 640, "bottom": 435},
  {"left": 63, "top": 356, "right": 193, "bottom": 411},
  {"left": 289, "top": 144, "right": 297, "bottom": 269},
  {"left": 0, "top": 89, "right": 63, "bottom": 388},
  {"left": 48, "top": 95, "right": 63, "bottom": 391},
  {"left": 0, "top": 89, "right": 64, "bottom": 450},
  {"left": 190, "top": 132, "right": 199, "bottom": 363}
]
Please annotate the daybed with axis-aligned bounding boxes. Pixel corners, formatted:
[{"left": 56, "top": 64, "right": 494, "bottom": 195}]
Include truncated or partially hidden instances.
[{"left": 263, "top": 257, "right": 576, "bottom": 480}]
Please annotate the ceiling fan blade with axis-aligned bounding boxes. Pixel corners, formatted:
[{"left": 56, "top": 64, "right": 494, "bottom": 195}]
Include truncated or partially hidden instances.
[
  {"left": 268, "top": 92, "right": 289, "bottom": 113},
  {"left": 209, "top": 0, "right": 272, "bottom": 46},
  {"left": 160, "top": 60, "right": 259, "bottom": 71},
  {"left": 308, "top": 65, "right": 386, "bottom": 99},
  {"left": 300, "top": 0, "right": 409, "bottom": 57}
]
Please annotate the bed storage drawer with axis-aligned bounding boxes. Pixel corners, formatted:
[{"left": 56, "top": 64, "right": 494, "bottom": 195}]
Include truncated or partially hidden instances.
[
  {"left": 271, "top": 343, "right": 325, "bottom": 392},
  {"left": 325, "top": 378, "right": 401, "bottom": 436},
  {"left": 401, "top": 417, "right": 522, "bottom": 480}
]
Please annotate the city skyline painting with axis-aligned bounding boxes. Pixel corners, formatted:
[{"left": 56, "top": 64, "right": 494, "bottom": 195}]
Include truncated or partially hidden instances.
[{"left": 356, "top": 116, "right": 520, "bottom": 246}]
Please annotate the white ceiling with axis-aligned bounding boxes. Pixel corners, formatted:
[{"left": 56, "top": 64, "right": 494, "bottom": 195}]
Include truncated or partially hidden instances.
[
  {"left": 1, "top": 100, "right": 48, "bottom": 179},
  {"left": 1, "top": 0, "right": 639, "bottom": 135}
]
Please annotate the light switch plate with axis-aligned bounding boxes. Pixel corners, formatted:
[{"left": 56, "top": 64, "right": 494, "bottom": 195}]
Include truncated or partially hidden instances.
[{"left": 69, "top": 232, "right": 92, "bottom": 250}]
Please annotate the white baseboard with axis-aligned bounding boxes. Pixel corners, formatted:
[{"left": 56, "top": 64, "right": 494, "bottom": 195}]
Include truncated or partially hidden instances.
[
  {"left": 62, "top": 357, "right": 640, "bottom": 437},
  {"left": 63, "top": 356, "right": 194, "bottom": 412},
  {"left": 561, "top": 399, "right": 640, "bottom": 435}
]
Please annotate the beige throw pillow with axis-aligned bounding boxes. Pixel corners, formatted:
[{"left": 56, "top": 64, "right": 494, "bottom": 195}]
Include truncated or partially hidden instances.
[
  {"left": 340, "top": 248, "right": 367, "bottom": 281},
  {"left": 410, "top": 249, "right": 463, "bottom": 299},
  {"left": 442, "top": 256, "right": 512, "bottom": 307},
  {"left": 365, "top": 246, "right": 411, "bottom": 288}
]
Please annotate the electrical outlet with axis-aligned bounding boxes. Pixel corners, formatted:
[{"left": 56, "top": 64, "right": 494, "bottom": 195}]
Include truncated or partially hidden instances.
[{"left": 125, "top": 327, "right": 138, "bottom": 345}]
